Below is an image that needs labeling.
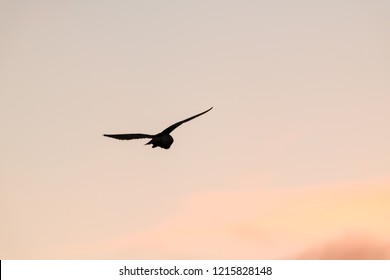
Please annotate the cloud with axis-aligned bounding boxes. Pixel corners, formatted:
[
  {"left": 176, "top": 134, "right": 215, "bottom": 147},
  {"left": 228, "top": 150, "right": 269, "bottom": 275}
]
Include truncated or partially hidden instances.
[
  {"left": 54, "top": 179, "right": 390, "bottom": 259},
  {"left": 295, "top": 232, "right": 390, "bottom": 260}
]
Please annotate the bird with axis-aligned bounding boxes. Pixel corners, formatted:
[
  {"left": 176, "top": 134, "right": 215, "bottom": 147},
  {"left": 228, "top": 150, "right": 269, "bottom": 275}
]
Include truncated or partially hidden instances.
[{"left": 103, "top": 107, "right": 213, "bottom": 149}]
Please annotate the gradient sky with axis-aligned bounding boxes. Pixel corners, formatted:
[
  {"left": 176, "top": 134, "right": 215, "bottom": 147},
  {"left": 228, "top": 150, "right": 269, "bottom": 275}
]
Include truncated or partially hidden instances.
[{"left": 1, "top": 0, "right": 389, "bottom": 259}]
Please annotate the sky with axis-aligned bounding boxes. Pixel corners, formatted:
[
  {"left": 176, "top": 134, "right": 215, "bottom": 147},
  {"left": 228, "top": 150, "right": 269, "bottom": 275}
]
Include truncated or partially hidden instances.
[{"left": 1, "top": 0, "right": 389, "bottom": 259}]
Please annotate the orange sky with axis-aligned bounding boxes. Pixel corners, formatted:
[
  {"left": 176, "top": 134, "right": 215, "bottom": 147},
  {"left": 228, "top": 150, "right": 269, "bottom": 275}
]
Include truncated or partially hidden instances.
[
  {"left": 46, "top": 180, "right": 390, "bottom": 259},
  {"left": 1, "top": 0, "right": 389, "bottom": 259}
]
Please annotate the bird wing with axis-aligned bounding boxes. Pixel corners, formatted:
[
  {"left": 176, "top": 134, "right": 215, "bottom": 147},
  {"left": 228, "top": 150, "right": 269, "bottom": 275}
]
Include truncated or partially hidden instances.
[
  {"left": 160, "top": 107, "right": 213, "bottom": 135},
  {"left": 103, "top": 133, "right": 154, "bottom": 140}
]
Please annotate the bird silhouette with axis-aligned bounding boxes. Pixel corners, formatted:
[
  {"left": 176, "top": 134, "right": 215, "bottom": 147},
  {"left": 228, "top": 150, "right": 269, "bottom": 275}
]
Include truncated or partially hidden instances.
[{"left": 104, "top": 107, "right": 213, "bottom": 149}]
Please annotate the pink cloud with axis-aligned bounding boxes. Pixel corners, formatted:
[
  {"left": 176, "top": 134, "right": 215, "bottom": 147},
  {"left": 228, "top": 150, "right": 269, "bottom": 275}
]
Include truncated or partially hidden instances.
[{"left": 295, "top": 232, "right": 390, "bottom": 260}]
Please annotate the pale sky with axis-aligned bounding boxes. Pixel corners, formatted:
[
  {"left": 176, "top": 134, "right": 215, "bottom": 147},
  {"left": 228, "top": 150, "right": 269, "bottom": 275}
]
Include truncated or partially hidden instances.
[{"left": 1, "top": 0, "right": 390, "bottom": 259}]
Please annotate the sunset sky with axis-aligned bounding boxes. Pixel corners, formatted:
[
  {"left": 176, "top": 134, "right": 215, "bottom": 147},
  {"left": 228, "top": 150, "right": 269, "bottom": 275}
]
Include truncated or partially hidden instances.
[{"left": 1, "top": 0, "right": 390, "bottom": 259}]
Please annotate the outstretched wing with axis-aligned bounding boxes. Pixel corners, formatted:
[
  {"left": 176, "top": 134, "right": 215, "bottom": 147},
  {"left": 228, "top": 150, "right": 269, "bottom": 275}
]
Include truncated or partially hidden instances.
[
  {"left": 103, "top": 133, "right": 153, "bottom": 140},
  {"left": 160, "top": 107, "right": 213, "bottom": 135}
]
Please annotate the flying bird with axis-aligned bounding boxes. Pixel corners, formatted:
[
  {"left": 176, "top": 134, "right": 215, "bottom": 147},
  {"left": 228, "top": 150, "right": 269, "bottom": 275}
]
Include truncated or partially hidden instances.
[{"left": 104, "top": 107, "right": 213, "bottom": 149}]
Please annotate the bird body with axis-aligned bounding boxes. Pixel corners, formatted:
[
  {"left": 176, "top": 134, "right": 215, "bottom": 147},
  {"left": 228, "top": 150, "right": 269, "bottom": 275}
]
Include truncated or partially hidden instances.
[
  {"left": 145, "top": 133, "right": 174, "bottom": 149},
  {"left": 104, "top": 107, "right": 212, "bottom": 149}
]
